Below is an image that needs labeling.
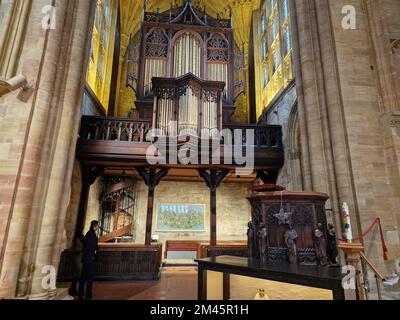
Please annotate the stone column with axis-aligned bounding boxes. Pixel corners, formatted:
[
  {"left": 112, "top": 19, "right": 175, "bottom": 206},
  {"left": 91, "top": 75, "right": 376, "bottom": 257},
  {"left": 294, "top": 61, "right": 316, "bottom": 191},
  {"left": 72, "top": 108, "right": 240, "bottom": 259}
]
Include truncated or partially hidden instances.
[
  {"left": 27, "top": 0, "right": 94, "bottom": 300},
  {"left": 0, "top": 0, "right": 70, "bottom": 299}
]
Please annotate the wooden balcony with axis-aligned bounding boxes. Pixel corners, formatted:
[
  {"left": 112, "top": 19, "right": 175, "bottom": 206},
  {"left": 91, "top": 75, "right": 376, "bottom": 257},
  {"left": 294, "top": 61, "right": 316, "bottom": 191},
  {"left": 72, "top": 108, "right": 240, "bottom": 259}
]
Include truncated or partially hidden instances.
[{"left": 76, "top": 115, "right": 284, "bottom": 171}]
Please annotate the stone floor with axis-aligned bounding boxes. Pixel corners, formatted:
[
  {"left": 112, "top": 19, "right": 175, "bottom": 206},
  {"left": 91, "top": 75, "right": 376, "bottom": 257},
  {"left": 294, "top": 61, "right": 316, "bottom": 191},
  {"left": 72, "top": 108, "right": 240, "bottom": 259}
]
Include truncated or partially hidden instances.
[
  {"left": 58, "top": 267, "right": 198, "bottom": 300},
  {"left": 58, "top": 266, "right": 341, "bottom": 300},
  {"left": 58, "top": 264, "right": 400, "bottom": 300}
]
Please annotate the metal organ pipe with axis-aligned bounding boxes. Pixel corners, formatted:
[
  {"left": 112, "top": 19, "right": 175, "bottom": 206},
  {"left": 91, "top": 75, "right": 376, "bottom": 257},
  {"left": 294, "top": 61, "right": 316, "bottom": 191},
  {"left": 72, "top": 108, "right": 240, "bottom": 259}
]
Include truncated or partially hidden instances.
[
  {"left": 145, "top": 59, "right": 167, "bottom": 95},
  {"left": 174, "top": 33, "right": 201, "bottom": 77},
  {"left": 158, "top": 98, "right": 174, "bottom": 135},
  {"left": 178, "top": 87, "right": 199, "bottom": 133},
  {"left": 203, "top": 98, "right": 218, "bottom": 138},
  {"left": 208, "top": 63, "right": 228, "bottom": 100}
]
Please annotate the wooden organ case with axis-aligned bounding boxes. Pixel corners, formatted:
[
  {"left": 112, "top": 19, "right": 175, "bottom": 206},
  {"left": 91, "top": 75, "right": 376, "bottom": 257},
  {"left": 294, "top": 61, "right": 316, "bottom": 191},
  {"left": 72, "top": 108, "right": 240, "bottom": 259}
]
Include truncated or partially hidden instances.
[{"left": 126, "top": 0, "right": 246, "bottom": 126}]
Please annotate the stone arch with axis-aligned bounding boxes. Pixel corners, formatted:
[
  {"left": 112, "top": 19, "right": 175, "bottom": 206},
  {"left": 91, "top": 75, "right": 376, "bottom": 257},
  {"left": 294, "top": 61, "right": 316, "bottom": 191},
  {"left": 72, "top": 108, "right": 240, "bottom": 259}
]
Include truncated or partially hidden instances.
[{"left": 283, "top": 102, "right": 303, "bottom": 191}]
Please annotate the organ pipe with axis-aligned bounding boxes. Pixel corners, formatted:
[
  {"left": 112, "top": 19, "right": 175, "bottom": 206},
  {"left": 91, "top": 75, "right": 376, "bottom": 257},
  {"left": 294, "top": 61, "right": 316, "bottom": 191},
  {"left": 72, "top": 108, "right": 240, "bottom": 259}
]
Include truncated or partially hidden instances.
[
  {"left": 178, "top": 87, "right": 199, "bottom": 133},
  {"left": 174, "top": 33, "right": 201, "bottom": 78},
  {"left": 208, "top": 63, "right": 228, "bottom": 100},
  {"left": 144, "top": 59, "right": 167, "bottom": 95}
]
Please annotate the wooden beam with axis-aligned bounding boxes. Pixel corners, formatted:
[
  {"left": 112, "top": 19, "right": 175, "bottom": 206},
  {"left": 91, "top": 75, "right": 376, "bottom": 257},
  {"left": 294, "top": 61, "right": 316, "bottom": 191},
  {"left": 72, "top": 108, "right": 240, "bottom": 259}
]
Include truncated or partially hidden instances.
[
  {"left": 198, "top": 169, "right": 229, "bottom": 246},
  {"left": 137, "top": 167, "right": 168, "bottom": 245}
]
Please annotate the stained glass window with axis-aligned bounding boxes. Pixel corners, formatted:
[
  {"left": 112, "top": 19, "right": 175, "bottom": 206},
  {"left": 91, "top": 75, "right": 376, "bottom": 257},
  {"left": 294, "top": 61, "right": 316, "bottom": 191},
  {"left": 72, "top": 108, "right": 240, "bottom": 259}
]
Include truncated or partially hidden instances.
[
  {"left": 258, "top": 0, "right": 293, "bottom": 111},
  {"left": 86, "top": 0, "right": 117, "bottom": 112}
]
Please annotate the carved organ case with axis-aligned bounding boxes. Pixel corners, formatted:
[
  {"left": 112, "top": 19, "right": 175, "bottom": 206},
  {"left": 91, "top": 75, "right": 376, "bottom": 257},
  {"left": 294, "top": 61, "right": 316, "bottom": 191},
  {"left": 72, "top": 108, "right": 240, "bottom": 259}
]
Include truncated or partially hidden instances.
[{"left": 127, "top": 0, "right": 246, "bottom": 128}]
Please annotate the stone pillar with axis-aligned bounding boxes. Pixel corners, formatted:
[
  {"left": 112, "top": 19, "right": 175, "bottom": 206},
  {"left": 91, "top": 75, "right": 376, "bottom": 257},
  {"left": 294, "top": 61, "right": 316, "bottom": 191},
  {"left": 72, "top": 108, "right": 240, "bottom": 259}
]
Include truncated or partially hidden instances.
[
  {"left": 0, "top": 0, "right": 93, "bottom": 299},
  {"left": 0, "top": 0, "right": 70, "bottom": 299},
  {"left": 290, "top": 0, "right": 346, "bottom": 236},
  {"left": 27, "top": 0, "right": 94, "bottom": 300}
]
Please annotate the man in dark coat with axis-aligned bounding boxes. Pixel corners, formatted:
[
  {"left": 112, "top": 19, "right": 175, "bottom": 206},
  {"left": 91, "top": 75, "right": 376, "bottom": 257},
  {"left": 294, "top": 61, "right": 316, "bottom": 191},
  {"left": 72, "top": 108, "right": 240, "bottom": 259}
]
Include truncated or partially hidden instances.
[
  {"left": 79, "top": 220, "right": 99, "bottom": 300},
  {"left": 68, "top": 234, "right": 84, "bottom": 297}
]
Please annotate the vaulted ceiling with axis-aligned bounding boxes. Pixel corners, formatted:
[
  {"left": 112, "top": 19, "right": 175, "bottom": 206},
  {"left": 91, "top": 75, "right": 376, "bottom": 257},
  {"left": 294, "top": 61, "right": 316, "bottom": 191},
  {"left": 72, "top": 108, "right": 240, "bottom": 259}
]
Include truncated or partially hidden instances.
[{"left": 119, "top": 0, "right": 261, "bottom": 49}]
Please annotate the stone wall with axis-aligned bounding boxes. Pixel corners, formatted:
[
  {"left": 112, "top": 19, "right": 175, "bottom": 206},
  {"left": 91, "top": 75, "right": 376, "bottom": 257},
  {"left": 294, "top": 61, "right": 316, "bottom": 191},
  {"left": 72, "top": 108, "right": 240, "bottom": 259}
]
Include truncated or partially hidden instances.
[
  {"left": 264, "top": 83, "right": 303, "bottom": 191},
  {"left": 327, "top": 0, "right": 400, "bottom": 271},
  {"left": 134, "top": 181, "right": 251, "bottom": 251},
  {"left": 64, "top": 161, "right": 82, "bottom": 249},
  {"left": 83, "top": 177, "right": 102, "bottom": 234},
  {"left": 0, "top": 0, "right": 94, "bottom": 299},
  {"left": 290, "top": 0, "right": 400, "bottom": 278}
]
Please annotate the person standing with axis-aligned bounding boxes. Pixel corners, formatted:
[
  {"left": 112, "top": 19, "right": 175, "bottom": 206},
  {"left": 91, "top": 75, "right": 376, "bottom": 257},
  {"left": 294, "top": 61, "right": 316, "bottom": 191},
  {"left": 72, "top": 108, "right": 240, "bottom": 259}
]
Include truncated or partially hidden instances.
[
  {"left": 68, "top": 234, "right": 84, "bottom": 297},
  {"left": 79, "top": 221, "right": 99, "bottom": 300}
]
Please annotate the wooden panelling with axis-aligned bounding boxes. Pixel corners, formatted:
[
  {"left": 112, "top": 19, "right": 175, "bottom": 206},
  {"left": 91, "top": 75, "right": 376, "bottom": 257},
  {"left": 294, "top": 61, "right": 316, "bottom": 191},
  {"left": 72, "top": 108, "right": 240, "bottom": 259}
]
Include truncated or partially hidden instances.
[{"left": 58, "top": 243, "right": 162, "bottom": 281}]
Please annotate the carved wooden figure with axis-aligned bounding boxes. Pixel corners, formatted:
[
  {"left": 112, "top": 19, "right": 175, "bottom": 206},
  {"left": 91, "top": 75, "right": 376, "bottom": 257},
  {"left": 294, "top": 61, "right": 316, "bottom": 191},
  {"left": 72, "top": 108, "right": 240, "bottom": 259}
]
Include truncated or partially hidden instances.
[
  {"left": 258, "top": 223, "right": 268, "bottom": 260},
  {"left": 314, "top": 223, "right": 329, "bottom": 266},
  {"left": 247, "top": 221, "right": 255, "bottom": 258},
  {"left": 327, "top": 223, "right": 339, "bottom": 265},
  {"left": 284, "top": 226, "right": 298, "bottom": 264}
]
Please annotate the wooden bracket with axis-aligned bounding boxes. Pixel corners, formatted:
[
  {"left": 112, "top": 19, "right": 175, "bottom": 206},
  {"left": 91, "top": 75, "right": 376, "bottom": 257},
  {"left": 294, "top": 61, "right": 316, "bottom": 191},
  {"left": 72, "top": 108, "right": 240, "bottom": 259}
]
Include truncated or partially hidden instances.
[{"left": 136, "top": 167, "right": 169, "bottom": 245}]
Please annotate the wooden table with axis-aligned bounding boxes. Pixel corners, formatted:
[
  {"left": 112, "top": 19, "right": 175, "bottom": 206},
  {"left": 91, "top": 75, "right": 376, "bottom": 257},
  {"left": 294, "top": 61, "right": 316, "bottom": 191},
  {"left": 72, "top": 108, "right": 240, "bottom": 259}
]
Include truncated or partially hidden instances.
[{"left": 195, "top": 255, "right": 346, "bottom": 300}]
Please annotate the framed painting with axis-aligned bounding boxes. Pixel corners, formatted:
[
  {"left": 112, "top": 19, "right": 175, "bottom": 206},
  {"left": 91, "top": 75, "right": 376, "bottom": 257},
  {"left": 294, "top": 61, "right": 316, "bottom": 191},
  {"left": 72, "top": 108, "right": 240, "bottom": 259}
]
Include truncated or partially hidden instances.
[{"left": 156, "top": 204, "right": 206, "bottom": 232}]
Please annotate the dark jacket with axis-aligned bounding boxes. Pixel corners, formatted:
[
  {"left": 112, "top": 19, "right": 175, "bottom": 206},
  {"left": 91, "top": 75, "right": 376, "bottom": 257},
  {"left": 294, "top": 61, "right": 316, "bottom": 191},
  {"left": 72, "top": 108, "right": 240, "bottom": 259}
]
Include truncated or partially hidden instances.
[{"left": 82, "top": 228, "right": 99, "bottom": 263}]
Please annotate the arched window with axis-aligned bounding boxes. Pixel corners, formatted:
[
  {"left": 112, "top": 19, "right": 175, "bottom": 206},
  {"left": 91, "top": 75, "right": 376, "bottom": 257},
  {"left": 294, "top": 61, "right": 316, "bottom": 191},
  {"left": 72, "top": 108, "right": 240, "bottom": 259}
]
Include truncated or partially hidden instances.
[
  {"left": 173, "top": 32, "right": 202, "bottom": 78},
  {"left": 144, "top": 28, "right": 169, "bottom": 95}
]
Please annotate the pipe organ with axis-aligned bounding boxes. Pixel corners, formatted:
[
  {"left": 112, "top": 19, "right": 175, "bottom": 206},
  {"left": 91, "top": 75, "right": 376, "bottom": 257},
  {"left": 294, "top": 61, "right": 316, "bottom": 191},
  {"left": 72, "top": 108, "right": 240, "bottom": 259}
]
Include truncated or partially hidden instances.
[
  {"left": 152, "top": 74, "right": 225, "bottom": 137},
  {"left": 127, "top": 0, "right": 246, "bottom": 130}
]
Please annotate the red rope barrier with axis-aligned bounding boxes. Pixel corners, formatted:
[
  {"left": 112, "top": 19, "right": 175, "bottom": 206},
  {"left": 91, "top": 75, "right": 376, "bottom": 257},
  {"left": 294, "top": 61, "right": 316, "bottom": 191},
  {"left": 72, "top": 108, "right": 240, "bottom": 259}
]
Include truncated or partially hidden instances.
[{"left": 337, "top": 217, "right": 388, "bottom": 261}]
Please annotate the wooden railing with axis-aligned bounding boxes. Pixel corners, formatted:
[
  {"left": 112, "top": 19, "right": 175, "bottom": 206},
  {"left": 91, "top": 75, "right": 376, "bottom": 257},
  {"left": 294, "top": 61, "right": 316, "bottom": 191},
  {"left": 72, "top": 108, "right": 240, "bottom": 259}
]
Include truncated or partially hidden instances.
[
  {"left": 360, "top": 252, "right": 384, "bottom": 300},
  {"left": 79, "top": 116, "right": 283, "bottom": 149},
  {"left": 223, "top": 124, "right": 283, "bottom": 148},
  {"left": 98, "top": 224, "right": 133, "bottom": 243},
  {"left": 79, "top": 116, "right": 152, "bottom": 143},
  {"left": 58, "top": 243, "right": 163, "bottom": 281}
]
